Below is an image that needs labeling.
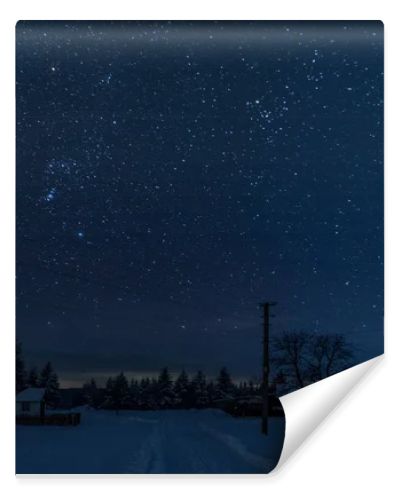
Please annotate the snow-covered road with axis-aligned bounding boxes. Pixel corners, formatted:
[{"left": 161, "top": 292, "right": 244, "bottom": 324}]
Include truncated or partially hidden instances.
[{"left": 16, "top": 409, "right": 285, "bottom": 474}]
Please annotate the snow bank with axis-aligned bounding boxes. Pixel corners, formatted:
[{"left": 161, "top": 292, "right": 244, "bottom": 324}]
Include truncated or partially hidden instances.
[{"left": 16, "top": 408, "right": 285, "bottom": 474}]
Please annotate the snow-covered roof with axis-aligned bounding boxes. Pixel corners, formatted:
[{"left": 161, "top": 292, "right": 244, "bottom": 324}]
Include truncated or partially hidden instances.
[{"left": 16, "top": 388, "right": 45, "bottom": 402}]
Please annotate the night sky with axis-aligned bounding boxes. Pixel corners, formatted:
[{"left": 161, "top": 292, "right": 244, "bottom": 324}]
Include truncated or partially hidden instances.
[{"left": 16, "top": 21, "right": 384, "bottom": 386}]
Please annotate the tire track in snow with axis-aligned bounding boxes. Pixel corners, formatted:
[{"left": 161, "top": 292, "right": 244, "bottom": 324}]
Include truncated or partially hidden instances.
[
  {"left": 126, "top": 419, "right": 166, "bottom": 473},
  {"left": 199, "top": 423, "right": 273, "bottom": 471}
]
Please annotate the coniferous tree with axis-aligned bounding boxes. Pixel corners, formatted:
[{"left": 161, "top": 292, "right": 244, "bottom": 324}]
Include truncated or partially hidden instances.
[
  {"left": 138, "top": 377, "right": 149, "bottom": 409},
  {"left": 237, "top": 381, "right": 245, "bottom": 397},
  {"left": 39, "top": 361, "right": 60, "bottom": 407},
  {"left": 16, "top": 341, "right": 27, "bottom": 393},
  {"left": 174, "top": 370, "right": 190, "bottom": 408},
  {"left": 82, "top": 378, "right": 99, "bottom": 408},
  {"left": 149, "top": 377, "right": 160, "bottom": 409},
  {"left": 156, "top": 367, "right": 174, "bottom": 409},
  {"left": 129, "top": 379, "right": 140, "bottom": 409},
  {"left": 191, "top": 370, "right": 208, "bottom": 408},
  {"left": 140, "top": 377, "right": 158, "bottom": 409},
  {"left": 104, "top": 376, "right": 115, "bottom": 409},
  {"left": 46, "top": 371, "right": 60, "bottom": 407},
  {"left": 216, "top": 367, "right": 234, "bottom": 398},
  {"left": 39, "top": 361, "right": 53, "bottom": 388},
  {"left": 112, "top": 372, "right": 130, "bottom": 411},
  {"left": 206, "top": 380, "right": 217, "bottom": 405},
  {"left": 28, "top": 367, "right": 39, "bottom": 388},
  {"left": 248, "top": 379, "right": 255, "bottom": 395}
]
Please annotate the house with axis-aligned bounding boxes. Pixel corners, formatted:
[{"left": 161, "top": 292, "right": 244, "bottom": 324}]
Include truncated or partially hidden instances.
[{"left": 16, "top": 388, "right": 46, "bottom": 419}]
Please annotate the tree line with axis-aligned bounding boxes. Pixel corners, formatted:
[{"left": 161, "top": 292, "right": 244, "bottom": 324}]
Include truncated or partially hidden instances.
[
  {"left": 16, "top": 341, "right": 60, "bottom": 406},
  {"left": 82, "top": 367, "right": 259, "bottom": 411},
  {"left": 16, "top": 331, "right": 354, "bottom": 409}
]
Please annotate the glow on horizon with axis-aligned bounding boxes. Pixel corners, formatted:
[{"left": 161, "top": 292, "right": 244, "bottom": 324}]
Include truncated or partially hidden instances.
[{"left": 59, "top": 370, "right": 261, "bottom": 388}]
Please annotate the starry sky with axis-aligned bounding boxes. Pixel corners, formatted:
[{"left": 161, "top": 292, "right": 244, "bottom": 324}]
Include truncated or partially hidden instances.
[{"left": 16, "top": 21, "right": 383, "bottom": 387}]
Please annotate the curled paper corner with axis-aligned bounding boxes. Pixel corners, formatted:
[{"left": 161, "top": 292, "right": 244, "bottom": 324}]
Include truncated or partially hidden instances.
[{"left": 274, "top": 355, "right": 383, "bottom": 471}]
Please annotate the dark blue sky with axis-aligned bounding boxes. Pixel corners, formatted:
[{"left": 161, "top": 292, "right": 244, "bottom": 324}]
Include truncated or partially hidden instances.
[{"left": 16, "top": 21, "right": 383, "bottom": 386}]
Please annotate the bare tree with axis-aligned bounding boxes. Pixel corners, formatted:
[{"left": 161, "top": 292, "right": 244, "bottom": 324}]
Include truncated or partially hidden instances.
[
  {"left": 272, "top": 331, "right": 310, "bottom": 389},
  {"left": 272, "top": 331, "right": 354, "bottom": 392},
  {"left": 308, "top": 334, "right": 353, "bottom": 381}
]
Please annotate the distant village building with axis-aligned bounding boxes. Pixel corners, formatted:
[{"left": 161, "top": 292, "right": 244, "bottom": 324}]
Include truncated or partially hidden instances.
[{"left": 16, "top": 388, "right": 46, "bottom": 419}]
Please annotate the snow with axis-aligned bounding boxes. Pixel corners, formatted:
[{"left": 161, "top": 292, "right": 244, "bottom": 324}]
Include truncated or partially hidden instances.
[
  {"left": 16, "top": 388, "right": 45, "bottom": 402},
  {"left": 16, "top": 408, "right": 285, "bottom": 474}
]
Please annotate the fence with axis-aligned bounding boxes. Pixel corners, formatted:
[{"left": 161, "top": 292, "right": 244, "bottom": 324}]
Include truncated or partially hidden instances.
[{"left": 16, "top": 412, "right": 81, "bottom": 426}]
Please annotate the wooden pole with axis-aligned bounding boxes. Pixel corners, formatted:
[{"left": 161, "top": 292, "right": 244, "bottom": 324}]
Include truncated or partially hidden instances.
[{"left": 260, "top": 301, "right": 276, "bottom": 435}]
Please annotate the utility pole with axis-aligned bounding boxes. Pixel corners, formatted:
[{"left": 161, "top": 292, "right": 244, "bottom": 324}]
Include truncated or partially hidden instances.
[{"left": 260, "top": 301, "right": 276, "bottom": 435}]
